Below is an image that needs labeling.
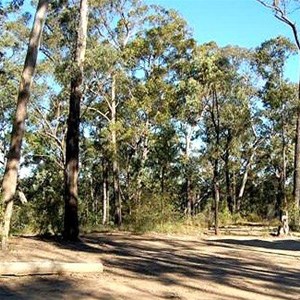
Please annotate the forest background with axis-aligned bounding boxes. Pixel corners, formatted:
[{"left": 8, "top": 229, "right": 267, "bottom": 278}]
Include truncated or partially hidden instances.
[{"left": 1, "top": 0, "right": 300, "bottom": 242}]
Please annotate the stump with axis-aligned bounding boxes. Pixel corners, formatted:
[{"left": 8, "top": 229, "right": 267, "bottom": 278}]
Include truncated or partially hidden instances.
[{"left": 277, "top": 211, "right": 289, "bottom": 236}]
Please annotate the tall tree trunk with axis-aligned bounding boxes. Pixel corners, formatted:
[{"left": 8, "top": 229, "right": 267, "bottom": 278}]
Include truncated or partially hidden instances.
[
  {"left": 224, "top": 132, "right": 233, "bottom": 213},
  {"left": 184, "top": 124, "right": 193, "bottom": 216},
  {"left": 237, "top": 155, "right": 253, "bottom": 212},
  {"left": 225, "top": 164, "right": 233, "bottom": 213},
  {"left": 211, "top": 89, "right": 220, "bottom": 235},
  {"left": 1, "top": 0, "right": 48, "bottom": 250},
  {"left": 111, "top": 75, "right": 122, "bottom": 226},
  {"left": 102, "top": 183, "right": 107, "bottom": 225},
  {"left": 276, "top": 173, "right": 284, "bottom": 216},
  {"left": 293, "top": 105, "right": 300, "bottom": 208},
  {"left": 232, "top": 172, "right": 237, "bottom": 213},
  {"left": 135, "top": 122, "right": 149, "bottom": 206},
  {"left": 237, "top": 138, "right": 262, "bottom": 211},
  {"left": 64, "top": 0, "right": 88, "bottom": 241},
  {"left": 161, "top": 165, "right": 165, "bottom": 194},
  {"left": 102, "top": 157, "right": 108, "bottom": 225},
  {"left": 277, "top": 117, "right": 289, "bottom": 235},
  {"left": 185, "top": 178, "right": 192, "bottom": 216},
  {"left": 213, "top": 159, "right": 220, "bottom": 235},
  {"left": 282, "top": 119, "right": 287, "bottom": 209}
]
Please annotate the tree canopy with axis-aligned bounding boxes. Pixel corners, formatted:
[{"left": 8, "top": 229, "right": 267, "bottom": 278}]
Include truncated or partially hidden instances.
[{"left": 1, "top": 0, "right": 300, "bottom": 241}]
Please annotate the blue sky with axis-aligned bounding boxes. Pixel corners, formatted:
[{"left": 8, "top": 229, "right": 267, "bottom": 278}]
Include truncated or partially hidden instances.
[
  {"left": 146, "top": 0, "right": 299, "bottom": 82},
  {"left": 15, "top": 0, "right": 299, "bottom": 82}
]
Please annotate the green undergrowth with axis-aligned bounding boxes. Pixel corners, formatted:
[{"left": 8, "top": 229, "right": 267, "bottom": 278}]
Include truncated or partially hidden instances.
[{"left": 7, "top": 196, "right": 299, "bottom": 237}]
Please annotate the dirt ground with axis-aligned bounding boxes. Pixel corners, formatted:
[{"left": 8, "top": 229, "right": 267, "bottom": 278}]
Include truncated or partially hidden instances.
[{"left": 0, "top": 232, "right": 300, "bottom": 299}]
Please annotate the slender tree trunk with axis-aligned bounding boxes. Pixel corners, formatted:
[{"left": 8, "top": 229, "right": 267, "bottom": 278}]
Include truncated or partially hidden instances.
[
  {"left": 64, "top": 0, "right": 88, "bottom": 241},
  {"left": 277, "top": 118, "right": 289, "bottom": 235},
  {"left": 135, "top": 124, "right": 149, "bottom": 205},
  {"left": 282, "top": 120, "right": 287, "bottom": 209},
  {"left": 102, "top": 157, "right": 108, "bottom": 225},
  {"left": 211, "top": 89, "right": 220, "bottom": 235},
  {"left": 107, "top": 183, "right": 110, "bottom": 223},
  {"left": 126, "top": 164, "right": 132, "bottom": 216},
  {"left": 184, "top": 124, "right": 193, "bottom": 216},
  {"left": 161, "top": 165, "right": 165, "bottom": 194},
  {"left": 186, "top": 178, "right": 192, "bottom": 216},
  {"left": 1, "top": 0, "right": 48, "bottom": 250},
  {"left": 102, "top": 182, "right": 107, "bottom": 225},
  {"left": 111, "top": 75, "right": 121, "bottom": 226},
  {"left": 95, "top": 196, "right": 98, "bottom": 225},
  {"left": 232, "top": 172, "right": 237, "bottom": 213},
  {"left": 237, "top": 156, "right": 253, "bottom": 211},
  {"left": 213, "top": 159, "right": 220, "bottom": 235},
  {"left": 225, "top": 165, "right": 233, "bottom": 213},
  {"left": 90, "top": 175, "right": 94, "bottom": 213},
  {"left": 276, "top": 174, "right": 284, "bottom": 216},
  {"left": 224, "top": 133, "right": 233, "bottom": 213},
  {"left": 293, "top": 105, "right": 300, "bottom": 208},
  {"left": 237, "top": 139, "right": 261, "bottom": 211}
]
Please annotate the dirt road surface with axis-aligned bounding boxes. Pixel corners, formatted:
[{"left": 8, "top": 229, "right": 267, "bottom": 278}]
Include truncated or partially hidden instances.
[{"left": 0, "top": 232, "right": 299, "bottom": 299}]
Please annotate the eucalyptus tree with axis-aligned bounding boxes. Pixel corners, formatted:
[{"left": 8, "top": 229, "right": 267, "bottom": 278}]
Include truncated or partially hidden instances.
[
  {"left": 253, "top": 36, "right": 297, "bottom": 215},
  {"left": 63, "top": 0, "right": 88, "bottom": 240},
  {"left": 11, "top": 0, "right": 78, "bottom": 235},
  {"left": 85, "top": 0, "right": 151, "bottom": 225},
  {"left": 123, "top": 7, "right": 195, "bottom": 211},
  {"left": 256, "top": 0, "right": 300, "bottom": 207},
  {"left": 84, "top": 0, "right": 195, "bottom": 225},
  {"left": 0, "top": 2, "right": 32, "bottom": 175},
  {"left": 194, "top": 42, "right": 256, "bottom": 232},
  {"left": 1, "top": 0, "right": 49, "bottom": 249},
  {"left": 18, "top": 88, "right": 69, "bottom": 234},
  {"left": 173, "top": 44, "right": 204, "bottom": 216}
]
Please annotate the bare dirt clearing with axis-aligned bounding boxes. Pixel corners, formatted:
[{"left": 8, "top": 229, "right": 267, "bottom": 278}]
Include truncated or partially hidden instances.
[{"left": 0, "top": 232, "right": 300, "bottom": 299}]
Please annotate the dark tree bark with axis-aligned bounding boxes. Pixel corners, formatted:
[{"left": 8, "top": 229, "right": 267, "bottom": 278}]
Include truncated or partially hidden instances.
[
  {"left": 110, "top": 74, "right": 122, "bottom": 226},
  {"left": 210, "top": 89, "right": 220, "bottom": 235},
  {"left": 185, "top": 178, "right": 192, "bottom": 216},
  {"left": 232, "top": 172, "right": 237, "bottom": 212},
  {"left": 135, "top": 125, "right": 149, "bottom": 206},
  {"left": 64, "top": 0, "right": 88, "bottom": 241},
  {"left": 102, "top": 157, "right": 109, "bottom": 225},
  {"left": 224, "top": 131, "right": 233, "bottom": 214},
  {"left": 213, "top": 160, "right": 220, "bottom": 235},
  {"left": 1, "top": 0, "right": 48, "bottom": 250}
]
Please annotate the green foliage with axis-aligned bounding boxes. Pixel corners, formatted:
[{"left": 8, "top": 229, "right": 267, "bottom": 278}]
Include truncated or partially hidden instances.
[
  {"left": 1, "top": 0, "right": 299, "bottom": 237},
  {"left": 254, "top": 36, "right": 296, "bottom": 80},
  {"left": 218, "top": 203, "right": 233, "bottom": 226},
  {"left": 124, "top": 193, "right": 180, "bottom": 233},
  {"left": 10, "top": 169, "right": 65, "bottom": 235},
  {"left": 288, "top": 203, "right": 300, "bottom": 231}
]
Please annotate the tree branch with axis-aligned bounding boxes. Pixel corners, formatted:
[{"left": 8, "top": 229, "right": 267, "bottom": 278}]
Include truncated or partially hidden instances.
[
  {"left": 85, "top": 106, "right": 110, "bottom": 122},
  {"left": 256, "top": 0, "right": 300, "bottom": 50}
]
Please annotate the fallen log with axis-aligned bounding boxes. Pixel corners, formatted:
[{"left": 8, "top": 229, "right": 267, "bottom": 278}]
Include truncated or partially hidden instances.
[{"left": 0, "top": 261, "right": 104, "bottom": 276}]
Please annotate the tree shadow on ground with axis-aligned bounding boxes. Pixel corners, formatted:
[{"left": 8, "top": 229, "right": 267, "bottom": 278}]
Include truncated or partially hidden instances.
[
  {"left": 208, "top": 238, "right": 300, "bottom": 252},
  {"left": 49, "top": 234, "right": 300, "bottom": 298},
  {"left": 1, "top": 233, "right": 300, "bottom": 299},
  {"left": 0, "top": 276, "right": 99, "bottom": 300}
]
